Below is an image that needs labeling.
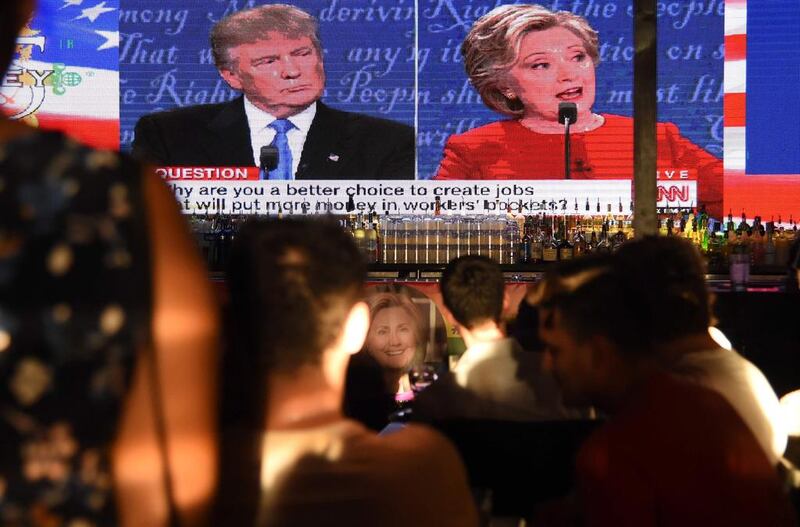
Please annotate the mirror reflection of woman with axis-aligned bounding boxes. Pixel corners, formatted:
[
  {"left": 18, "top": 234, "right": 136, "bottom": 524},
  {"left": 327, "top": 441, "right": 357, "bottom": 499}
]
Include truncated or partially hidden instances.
[
  {"left": 435, "top": 4, "right": 723, "bottom": 218},
  {"left": 364, "top": 293, "right": 426, "bottom": 396}
]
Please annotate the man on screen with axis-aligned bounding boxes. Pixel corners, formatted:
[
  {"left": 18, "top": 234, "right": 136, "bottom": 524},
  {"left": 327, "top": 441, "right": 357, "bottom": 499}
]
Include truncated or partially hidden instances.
[{"left": 132, "top": 4, "right": 414, "bottom": 180}]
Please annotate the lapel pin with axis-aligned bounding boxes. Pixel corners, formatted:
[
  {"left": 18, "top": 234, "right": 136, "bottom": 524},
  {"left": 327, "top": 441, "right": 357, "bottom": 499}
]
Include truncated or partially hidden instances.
[{"left": 328, "top": 153, "right": 340, "bottom": 162}]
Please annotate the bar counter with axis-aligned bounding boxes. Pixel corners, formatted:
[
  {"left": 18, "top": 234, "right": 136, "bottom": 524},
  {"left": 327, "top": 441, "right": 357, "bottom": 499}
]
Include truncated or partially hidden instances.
[{"left": 212, "top": 266, "right": 799, "bottom": 396}]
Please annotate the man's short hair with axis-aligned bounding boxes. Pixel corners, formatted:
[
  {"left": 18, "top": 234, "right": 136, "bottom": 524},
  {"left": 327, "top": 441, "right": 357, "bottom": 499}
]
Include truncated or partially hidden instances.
[
  {"left": 548, "top": 237, "right": 713, "bottom": 357},
  {"left": 441, "top": 255, "right": 505, "bottom": 329},
  {"left": 549, "top": 268, "right": 648, "bottom": 356},
  {"left": 532, "top": 253, "right": 613, "bottom": 309},
  {"left": 613, "top": 236, "right": 713, "bottom": 341},
  {"left": 227, "top": 218, "right": 366, "bottom": 373},
  {"left": 211, "top": 4, "right": 321, "bottom": 72}
]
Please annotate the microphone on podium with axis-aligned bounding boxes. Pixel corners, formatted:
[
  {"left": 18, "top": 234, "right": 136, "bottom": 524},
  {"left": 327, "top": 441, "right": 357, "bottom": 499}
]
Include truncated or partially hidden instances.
[
  {"left": 558, "top": 102, "right": 578, "bottom": 180},
  {"left": 260, "top": 145, "right": 279, "bottom": 175}
]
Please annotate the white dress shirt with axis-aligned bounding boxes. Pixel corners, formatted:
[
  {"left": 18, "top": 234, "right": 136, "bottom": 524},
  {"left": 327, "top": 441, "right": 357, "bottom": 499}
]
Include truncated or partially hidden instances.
[
  {"left": 675, "top": 347, "right": 787, "bottom": 465},
  {"left": 243, "top": 97, "right": 317, "bottom": 178}
]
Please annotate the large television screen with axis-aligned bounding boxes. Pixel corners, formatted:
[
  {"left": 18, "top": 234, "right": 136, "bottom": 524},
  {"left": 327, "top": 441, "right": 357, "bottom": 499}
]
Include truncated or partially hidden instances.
[{"left": 3, "top": 0, "right": 798, "bottom": 221}]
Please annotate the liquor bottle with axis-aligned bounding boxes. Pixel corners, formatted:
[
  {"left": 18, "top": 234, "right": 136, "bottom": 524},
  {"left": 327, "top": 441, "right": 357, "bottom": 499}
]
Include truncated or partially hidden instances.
[
  {"left": 697, "top": 204, "right": 708, "bottom": 229},
  {"left": 729, "top": 233, "right": 751, "bottom": 291},
  {"left": 726, "top": 210, "right": 736, "bottom": 233},
  {"left": 764, "top": 222, "right": 777, "bottom": 266},
  {"left": 521, "top": 217, "right": 532, "bottom": 263},
  {"left": 442, "top": 213, "right": 454, "bottom": 264},
  {"left": 542, "top": 216, "right": 558, "bottom": 263},
  {"left": 701, "top": 217, "right": 710, "bottom": 253},
  {"left": 399, "top": 215, "right": 412, "bottom": 264},
  {"left": 353, "top": 213, "right": 367, "bottom": 255},
  {"left": 755, "top": 215, "right": 766, "bottom": 236},
  {"left": 612, "top": 219, "right": 627, "bottom": 251},
  {"left": 432, "top": 214, "right": 445, "bottom": 264},
  {"left": 530, "top": 216, "right": 544, "bottom": 263},
  {"left": 370, "top": 213, "right": 382, "bottom": 263},
  {"left": 707, "top": 223, "right": 725, "bottom": 273},
  {"left": 750, "top": 216, "right": 765, "bottom": 266},
  {"left": 684, "top": 212, "right": 695, "bottom": 241},
  {"left": 587, "top": 229, "right": 599, "bottom": 253},
  {"left": 411, "top": 215, "right": 422, "bottom": 263},
  {"left": 505, "top": 218, "right": 520, "bottom": 264},
  {"left": 382, "top": 213, "right": 394, "bottom": 264},
  {"left": 365, "top": 215, "right": 378, "bottom": 264},
  {"left": 775, "top": 222, "right": 792, "bottom": 266},
  {"left": 572, "top": 222, "right": 588, "bottom": 257},
  {"left": 595, "top": 222, "right": 612, "bottom": 255},
  {"left": 659, "top": 216, "right": 669, "bottom": 236},
  {"left": 737, "top": 210, "right": 749, "bottom": 235},
  {"left": 557, "top": 218, "right": 575, "bottom": 260}
]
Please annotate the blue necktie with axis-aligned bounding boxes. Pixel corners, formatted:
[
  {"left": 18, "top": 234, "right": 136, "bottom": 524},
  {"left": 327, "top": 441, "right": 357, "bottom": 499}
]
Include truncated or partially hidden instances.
[{"left": 267, "top": 119, "right": 295, "bottom": 180}]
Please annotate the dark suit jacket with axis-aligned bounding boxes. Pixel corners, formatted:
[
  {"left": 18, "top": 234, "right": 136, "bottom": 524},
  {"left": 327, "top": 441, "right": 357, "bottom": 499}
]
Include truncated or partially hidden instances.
[{"left": 132, "top": 98, "right": 414, "bottom": 180}]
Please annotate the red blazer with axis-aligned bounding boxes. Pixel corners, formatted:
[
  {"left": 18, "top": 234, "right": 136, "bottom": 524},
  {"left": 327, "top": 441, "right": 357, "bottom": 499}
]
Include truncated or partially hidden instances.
[{"left": 435, "top": 115, "right": 723, "bottom": 217}]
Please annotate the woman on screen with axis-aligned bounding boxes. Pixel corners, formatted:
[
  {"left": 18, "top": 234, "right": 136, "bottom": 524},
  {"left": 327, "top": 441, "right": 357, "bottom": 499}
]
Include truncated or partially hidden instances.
[{"left": 434, "top": 4, "right": 723, "bottom": 218}]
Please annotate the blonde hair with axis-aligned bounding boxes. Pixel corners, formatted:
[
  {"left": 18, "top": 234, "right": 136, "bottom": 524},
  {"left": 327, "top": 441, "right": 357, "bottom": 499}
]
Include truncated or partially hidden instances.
[
  {"left": 211, "top": 4, "right": 321, "bottom": 72},
  {"left": 462, "top": 4, "right": 599, "bottom": 117},
  {"left": 365, "top": 292, "right": 427, "bottom": 368}
]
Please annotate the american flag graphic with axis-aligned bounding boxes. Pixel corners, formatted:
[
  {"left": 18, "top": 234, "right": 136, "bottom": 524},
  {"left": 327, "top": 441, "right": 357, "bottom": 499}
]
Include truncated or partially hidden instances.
[
  {"left": 723, "top": 0, "right": 746, "bottom": 176},
  {"left": 2, "top": 0, "right": 119, "bottom": 150},
  {"left": 724, "top": 0, "right": 800, "bottom": 219}
]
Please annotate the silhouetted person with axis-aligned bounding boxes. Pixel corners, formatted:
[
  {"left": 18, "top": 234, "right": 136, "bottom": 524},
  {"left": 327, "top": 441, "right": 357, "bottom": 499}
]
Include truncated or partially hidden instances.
[
  {"left": 540, "top": 253, "right": 796, "bottom": 526},
  {"left": 225, "top": 218, "right": 477, "bottom": 527},
  {"left": 788, "top": 236, "right": 800, "bottom": 291},
  {"left": 415, "top": 255, "right": 571, "bottom": 421},
  {"left": 614, "top": 236, "right": 787, "bottom": 465},
  {"left": 0, "top": 2, "right": 220, "bottom": 526}
]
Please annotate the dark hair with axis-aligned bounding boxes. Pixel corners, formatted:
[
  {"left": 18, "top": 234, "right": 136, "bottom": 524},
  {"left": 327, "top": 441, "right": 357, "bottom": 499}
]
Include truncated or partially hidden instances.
[
  {"left": 787, "top": 236, "right": 800, "bottom": 290},
  {"left": 441, "top": 255, "right": 505, "bottom": 328},
  {"left": 612, "top": 236, "right": 713, "bottom": 340},
  {"left": 515, "top": 253, "right": 612, "bottom": 351},
  {"left": 549, "top": 269, "right": 647, "bottom": 356},
  {"left": 227, "top": 218, "right": 366, "bottom": 373},
  {"left": 532, "top": 253, "right": 613, "bottom": 308},
  {"left": 218, "top": 218, "right": 366, "bottom": 523},
  {"left": 1, "top": 3, "right": 24, "bottom": 74}
]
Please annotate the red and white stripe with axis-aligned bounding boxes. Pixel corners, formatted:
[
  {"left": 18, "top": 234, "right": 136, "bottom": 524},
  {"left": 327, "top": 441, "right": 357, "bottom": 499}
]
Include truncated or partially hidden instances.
[
  {"left": 723, "top": 0, "right": 800, "bottom": 220},
  {"left": 723, "top": 0, "right": 746, "bottom": 176}
]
